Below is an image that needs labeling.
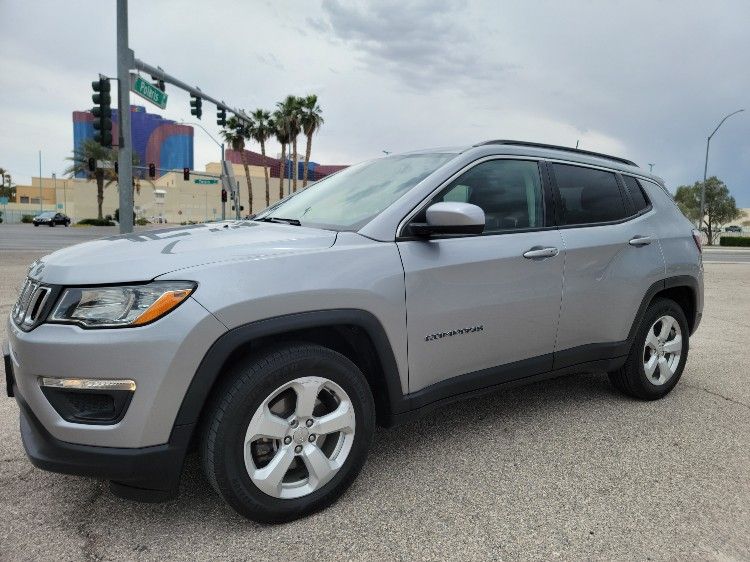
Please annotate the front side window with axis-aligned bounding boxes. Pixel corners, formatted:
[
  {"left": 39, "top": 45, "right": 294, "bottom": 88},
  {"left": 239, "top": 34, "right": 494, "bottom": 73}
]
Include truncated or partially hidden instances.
[
  {"left": 552, "top": 163, "right": 626, "bottom": 225},
  {"left": 257, "top": 153, "right": 457, "bottom": 231},
  {"left": 425, "top": 159, "right": 544, "bottom": 233}
]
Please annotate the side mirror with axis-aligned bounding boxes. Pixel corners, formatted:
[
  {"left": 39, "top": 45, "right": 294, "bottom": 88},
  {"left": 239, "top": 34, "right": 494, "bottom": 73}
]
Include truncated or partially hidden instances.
[{"left": 410, "top": 202, "right": 485, "bottom": 237}]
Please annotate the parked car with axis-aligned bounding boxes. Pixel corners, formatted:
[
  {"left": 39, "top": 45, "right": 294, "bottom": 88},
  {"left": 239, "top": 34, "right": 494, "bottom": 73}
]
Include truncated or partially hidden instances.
[
  {"left": 32, "top": 212, "right": 70, "bottom": 227},
  {"left": 4, "top": 140, "right": 704, "bottom": 523},
  {"left": 724, "top": 225, "right": 742, "bottom": 233}
]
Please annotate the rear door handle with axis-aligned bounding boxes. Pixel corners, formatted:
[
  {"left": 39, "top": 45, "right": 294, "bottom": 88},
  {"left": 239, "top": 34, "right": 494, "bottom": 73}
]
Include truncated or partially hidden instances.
[
  {"left": 629, "top": 235, "right": 652, "bottom": 247},
  {"left": 523, "top": 246, "right": 559, "bottom": 259}
]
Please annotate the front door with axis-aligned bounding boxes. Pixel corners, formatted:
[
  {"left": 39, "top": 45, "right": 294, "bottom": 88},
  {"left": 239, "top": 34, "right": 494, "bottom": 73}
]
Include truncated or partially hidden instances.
[{"left": 398, "top": 158, "right": 564, "bottom": 394}]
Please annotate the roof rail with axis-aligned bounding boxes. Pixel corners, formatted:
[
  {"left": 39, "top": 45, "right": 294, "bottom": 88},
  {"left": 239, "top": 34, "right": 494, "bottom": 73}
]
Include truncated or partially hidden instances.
[{"left": 475, "top": 139, "right": 638, "bottom": 167}]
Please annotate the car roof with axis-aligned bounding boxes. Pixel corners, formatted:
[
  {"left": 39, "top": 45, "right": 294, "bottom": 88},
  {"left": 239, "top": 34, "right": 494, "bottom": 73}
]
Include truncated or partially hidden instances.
[{"left": 397, "top": 139, "right": 664, "bottom": 186}]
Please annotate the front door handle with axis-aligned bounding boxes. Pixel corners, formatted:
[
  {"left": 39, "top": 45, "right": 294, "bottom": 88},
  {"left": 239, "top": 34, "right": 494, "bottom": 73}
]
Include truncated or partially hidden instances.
[
  {"left": 523, "top": 246, "right": 559, "bottom": 259},
  {"left": 629, "top": 235, "right": 652, "bottom": 247}
]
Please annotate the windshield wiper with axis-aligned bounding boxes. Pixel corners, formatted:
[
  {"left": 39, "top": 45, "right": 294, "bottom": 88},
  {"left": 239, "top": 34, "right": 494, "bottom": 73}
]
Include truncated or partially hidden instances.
[{"left": 257, "top": 217, "right": 301, "bottom": 226}]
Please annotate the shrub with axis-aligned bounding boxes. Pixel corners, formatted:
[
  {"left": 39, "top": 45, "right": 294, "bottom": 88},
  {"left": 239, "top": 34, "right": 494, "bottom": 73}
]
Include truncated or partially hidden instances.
[
  {"left": 77, "top": 218, "right": 116, "bottom": 226},
  {"left": 21, "top": 214, "right": 34, "bottom": 223},
  {"left": 135, "top": 218, "right": 151, "bottom": 226},
  {"left": 719, "top": 236, "right": 750, "bottom": 247}
]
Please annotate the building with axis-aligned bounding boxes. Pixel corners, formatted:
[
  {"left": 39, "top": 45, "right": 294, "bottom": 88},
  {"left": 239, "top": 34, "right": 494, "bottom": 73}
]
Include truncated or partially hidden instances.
[
  {"left": 3, "top": 157, "right": 346, "bottom": 224},
  {"left": 73, "top": 105, "right": 194, "bottom": 177}
]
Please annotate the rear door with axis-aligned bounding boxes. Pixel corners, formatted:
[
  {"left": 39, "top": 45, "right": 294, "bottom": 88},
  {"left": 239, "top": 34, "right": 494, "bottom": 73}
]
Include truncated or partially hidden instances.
[
  {"left": 549, "top": 162, "right": 665, "bottom": 367},
  {"left": 398, "top": 157, "right": 565, "bottom": 394}
]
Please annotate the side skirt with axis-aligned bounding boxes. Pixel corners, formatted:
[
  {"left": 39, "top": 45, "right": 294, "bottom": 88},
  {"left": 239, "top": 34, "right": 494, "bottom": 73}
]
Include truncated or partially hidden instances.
[{"left": 388, "top": 347, "right": 627, "bottom": 427}]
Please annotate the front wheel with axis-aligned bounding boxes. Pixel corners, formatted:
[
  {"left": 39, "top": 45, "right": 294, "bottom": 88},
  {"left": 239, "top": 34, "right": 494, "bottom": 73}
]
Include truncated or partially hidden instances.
[
  {"left": 201, "top": 344, "right": 375, "bottom": 522},
  {"left": 609, "top": 297, "right": 689, "bottom": 400}
]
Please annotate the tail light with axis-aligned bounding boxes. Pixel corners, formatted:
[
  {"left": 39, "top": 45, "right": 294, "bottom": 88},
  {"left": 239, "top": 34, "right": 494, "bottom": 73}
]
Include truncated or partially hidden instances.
[{"left": 691, "top": 230, "right": 702, "bottom": 253}]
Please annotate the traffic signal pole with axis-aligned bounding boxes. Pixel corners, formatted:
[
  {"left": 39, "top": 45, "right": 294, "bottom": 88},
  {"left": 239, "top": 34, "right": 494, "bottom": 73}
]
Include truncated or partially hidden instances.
[
  {"left": 112, "top": 0, "right": 253, "bottom": 231},
  {"left": 116, "top": 0, "right": 134, "bottom": 234}
]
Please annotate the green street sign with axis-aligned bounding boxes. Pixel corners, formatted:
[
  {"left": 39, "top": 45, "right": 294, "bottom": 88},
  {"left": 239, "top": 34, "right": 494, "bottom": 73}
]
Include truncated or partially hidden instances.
[
  {"left": 194, "top": 179, "right": 218, "bottom": 184},
  {"left": 131, "top": 75, "right": 168, "bottom": 109}
]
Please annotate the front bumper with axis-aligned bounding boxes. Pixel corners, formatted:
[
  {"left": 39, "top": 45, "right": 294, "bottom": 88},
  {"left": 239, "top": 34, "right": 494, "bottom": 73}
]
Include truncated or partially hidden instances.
[
  {"left": 5, "top": 340, "right": 193, "bottom": 501},
  {"left": 6, "top": 297, "right": 225, "bottom": 448}
]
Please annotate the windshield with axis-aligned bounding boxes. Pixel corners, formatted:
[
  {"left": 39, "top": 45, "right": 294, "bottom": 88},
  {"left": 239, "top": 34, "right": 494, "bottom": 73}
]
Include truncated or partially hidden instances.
[
  {"left": 37, "top": 212, "right": 55, "bottom": 218},
  {"left": 257, "top": 153, "right": 457, "bottom": 230}
]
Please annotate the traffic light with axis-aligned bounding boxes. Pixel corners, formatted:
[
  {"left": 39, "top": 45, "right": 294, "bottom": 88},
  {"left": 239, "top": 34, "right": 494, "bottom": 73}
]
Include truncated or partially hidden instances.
[
  {"left": 183, "top": 168, "right": 190, "bottom": 181},
  {"left": 148, "top": 163, "right": 156, "bottom": 178},
  {"left": 91, "top": 77, "right": 112, "bottom": 148},
  {"left": 221, "top": 189, "right": 227, "bottom": 203},
  {"left": 190, "top": 94, "right": 202, "bottom": 119},
  {"left": 151, "top": 75, "right": 165, "bottom": 92},
  {"left": 114, "top": 161, "right": 118, "bottom": 174},
  {"left": 217, "top": 107, "right": 227, "bottom": 127}
]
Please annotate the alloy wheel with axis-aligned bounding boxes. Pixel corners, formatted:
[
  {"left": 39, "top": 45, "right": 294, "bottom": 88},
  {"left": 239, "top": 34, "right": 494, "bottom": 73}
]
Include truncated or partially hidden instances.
[
  {"left": 243, "top": 376, "right": 356, "bottom": 499},
  {"left": 643, "top": 314, "right": 682, "bottom": 386}
]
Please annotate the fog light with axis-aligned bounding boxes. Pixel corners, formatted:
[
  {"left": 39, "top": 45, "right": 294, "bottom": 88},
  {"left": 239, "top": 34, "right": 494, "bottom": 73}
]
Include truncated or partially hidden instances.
[{"left": 38, "top": 377, "right": 136, "bottom": 424}]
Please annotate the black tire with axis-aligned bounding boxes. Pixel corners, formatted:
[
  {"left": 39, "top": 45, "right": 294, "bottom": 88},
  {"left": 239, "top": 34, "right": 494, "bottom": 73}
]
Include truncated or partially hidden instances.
[
  {"left": 33, "top": 223, "right": 38, "bottom": 227},
  {"left": 609, "top": 297, "right": 689, "bottom": 400},
  {"left": 49, "top": 222, "right": 55, "bottom": 227},
  {"left": 201, "top": 343, "right": 376, "bottom": 523}
]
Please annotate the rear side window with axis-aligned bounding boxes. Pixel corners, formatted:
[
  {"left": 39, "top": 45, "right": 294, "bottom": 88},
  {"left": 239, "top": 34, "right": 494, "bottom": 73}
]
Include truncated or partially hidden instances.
[
  {"left": 622, "top": 175, "right": 651, "bottom": 213},
  {"left": 552, "top": 164, "right": 626, "bottom": 225}
]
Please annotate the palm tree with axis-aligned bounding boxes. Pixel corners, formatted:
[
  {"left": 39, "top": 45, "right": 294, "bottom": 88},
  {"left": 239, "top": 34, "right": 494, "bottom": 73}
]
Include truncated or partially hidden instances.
[
  {"left": 249, "top": 109, "right": 274, "bottom": 207},
  {"left": 276, "top": 96, "right": 302, "bottom": 192},
  {"left": 272, "top": 109, "right": 291, "bottom": 201},
  {"left": 64, "top": 139, "right": 116, "bottom": 219},
  {"left": 221, "top": 116, "right": 254, "bottom": 215},
  {"left": 299, "top": 95, "right": 324, "bottom": 188}
]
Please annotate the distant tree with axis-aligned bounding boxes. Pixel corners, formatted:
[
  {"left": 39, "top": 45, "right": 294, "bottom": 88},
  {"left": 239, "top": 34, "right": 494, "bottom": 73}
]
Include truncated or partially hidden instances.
[
  {"left": 674, "top": 176, "right": 742, "bottom": 245},
  {"left": 272, "top": 108, "right": 292, "bottom": 201},
  {"left": 64, "top": 140, "right": 116, "bottom": 219},
  {"left": 221, "top": 116, "right": 254, "bottom": 214},
  {"left": 277, "top": 96, "right": 302, "bottom": 192},
  {"left": 249, "top": 109, "right": 274, "bottom": 207},
  {"left": 0, "top": 167, "right": 16, "bottom": 200},
  {"left": 299, "top": 94, "right": 324, "bottom": 188}
]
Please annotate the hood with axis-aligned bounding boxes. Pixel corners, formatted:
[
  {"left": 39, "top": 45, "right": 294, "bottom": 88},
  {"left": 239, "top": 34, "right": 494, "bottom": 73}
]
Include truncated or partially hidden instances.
[{"left": 29, "top": 221, "right": 337, "bottom": 285}]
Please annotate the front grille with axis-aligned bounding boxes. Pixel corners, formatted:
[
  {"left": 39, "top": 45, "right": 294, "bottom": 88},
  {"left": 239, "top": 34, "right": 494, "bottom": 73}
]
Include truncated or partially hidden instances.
[{"left": 12, "top": 279, "right": 51, "bottom": 331}]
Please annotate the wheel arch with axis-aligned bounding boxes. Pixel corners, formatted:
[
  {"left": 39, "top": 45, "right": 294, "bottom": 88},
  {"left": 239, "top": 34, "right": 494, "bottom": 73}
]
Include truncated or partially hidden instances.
[
  {"left": 171, "top": 310, "right": 406, "bottom": 441},
  {"left": 628, "top": 275, "right": 701, "bottom": 346}
]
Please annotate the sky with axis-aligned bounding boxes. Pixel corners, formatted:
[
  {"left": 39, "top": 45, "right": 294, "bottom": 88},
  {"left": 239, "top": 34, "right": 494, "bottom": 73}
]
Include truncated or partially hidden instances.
[{"left": 1, "top": 0, "right": 749, "bottom": 205}]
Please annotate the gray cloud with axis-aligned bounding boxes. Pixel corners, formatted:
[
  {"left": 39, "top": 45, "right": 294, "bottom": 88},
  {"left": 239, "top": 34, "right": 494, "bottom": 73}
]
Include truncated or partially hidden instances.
[
  {"left": 320, "top": 0, "right": 511, "bottom": 92},
  {"left": 1, "top": 0, "right": 748, "bottom": 206}
]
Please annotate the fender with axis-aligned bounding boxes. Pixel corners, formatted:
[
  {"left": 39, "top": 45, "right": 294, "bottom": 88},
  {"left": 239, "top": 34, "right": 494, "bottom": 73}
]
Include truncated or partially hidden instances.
[{"left": 170, "top": 309, "right": 407, "bottom": 437}]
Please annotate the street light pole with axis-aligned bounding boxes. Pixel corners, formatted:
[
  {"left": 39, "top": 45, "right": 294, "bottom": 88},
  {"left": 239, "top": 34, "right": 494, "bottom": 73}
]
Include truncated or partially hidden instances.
[
  {"left": 700, "top": 109, "right": 744, "bottom": 231},
  {"left": 38, "top": 150, "right": 42, "bottom": 213}
]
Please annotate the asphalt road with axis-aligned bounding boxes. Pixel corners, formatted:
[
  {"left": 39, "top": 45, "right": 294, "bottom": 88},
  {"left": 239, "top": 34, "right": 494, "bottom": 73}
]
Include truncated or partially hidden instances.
[
  {"left": 703, "top": 248, "right": 750, "bottom": 263},
  {"left": 0, "top": 223, "right": 161, "bottom": 252},
  {"left": 1, "top": 231, "right": 749, "bottom": 560}
]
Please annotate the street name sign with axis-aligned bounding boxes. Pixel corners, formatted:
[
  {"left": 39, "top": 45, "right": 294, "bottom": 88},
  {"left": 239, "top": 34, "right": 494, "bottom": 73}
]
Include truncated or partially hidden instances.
[
  {"left": 194, "top": 179, "right": 219, "bottom": 184},
  {"left": 130, "top": 75, "right": 168, "bottom": 109}
]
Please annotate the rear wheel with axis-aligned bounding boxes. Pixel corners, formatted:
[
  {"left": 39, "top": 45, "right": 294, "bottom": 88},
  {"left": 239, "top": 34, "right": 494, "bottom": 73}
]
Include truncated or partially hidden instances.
[
  {"left": 201, "top": 344, "right": 375, "bottom": 522},
  {"left": 609, "top": 298, "right": 689, "bottom": 400}
]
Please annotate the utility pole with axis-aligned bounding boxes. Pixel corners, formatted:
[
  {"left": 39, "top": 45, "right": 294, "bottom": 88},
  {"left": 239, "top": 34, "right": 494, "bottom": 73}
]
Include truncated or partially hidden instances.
[
  {"left": 700, "top": 109, "right": 744, "bottom": 231},
  {"left": 38, "top": 150, "right": 42, "bottom": 213},
  {"left": 116, "top": 0, "right": 134, "bottom": 234},
  {"left": 221, "top": 143, "right": 226, "bottom": 220}
]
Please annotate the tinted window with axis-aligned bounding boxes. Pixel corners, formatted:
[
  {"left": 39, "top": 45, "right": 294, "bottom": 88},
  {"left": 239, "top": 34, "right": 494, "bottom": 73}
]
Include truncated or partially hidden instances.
[
  {"left": 553, "top": 164, "right": 626, "bottom": 225},
  {"left": 622, "top": 175, "right": 650, "bottom": 213},
  {"left": 427, "top": 159, "right": 544, "bottom": 233}
]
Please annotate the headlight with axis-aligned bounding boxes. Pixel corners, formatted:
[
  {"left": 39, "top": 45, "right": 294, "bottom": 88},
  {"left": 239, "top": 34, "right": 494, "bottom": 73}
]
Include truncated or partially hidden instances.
[{"left": 48, "top": 281, "right": 196, "bottom": 328}]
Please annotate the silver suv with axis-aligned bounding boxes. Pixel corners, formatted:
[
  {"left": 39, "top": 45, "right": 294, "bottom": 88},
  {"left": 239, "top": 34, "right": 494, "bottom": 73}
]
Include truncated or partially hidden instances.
[{"left": 4, "top": 141, "right": 703, "bottom": 522}]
